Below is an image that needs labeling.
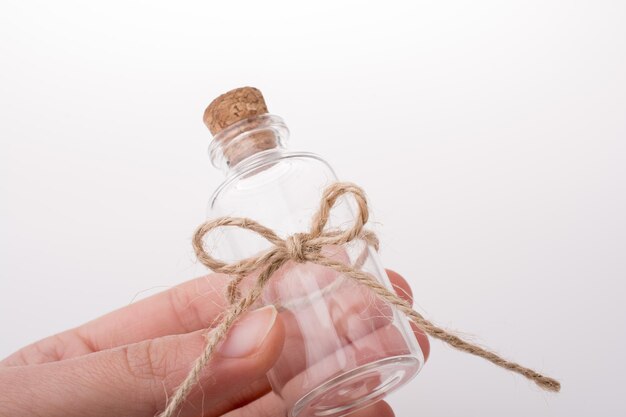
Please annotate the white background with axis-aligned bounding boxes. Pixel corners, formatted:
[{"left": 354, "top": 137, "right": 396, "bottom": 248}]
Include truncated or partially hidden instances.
[{"left": 1, "top": 1, "right": 625, "bottom": 416}]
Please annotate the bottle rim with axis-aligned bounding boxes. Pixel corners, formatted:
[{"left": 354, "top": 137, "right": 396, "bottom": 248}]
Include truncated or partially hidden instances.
[{"left": 208, "top": 114, "right": 289, "bottom": 171}]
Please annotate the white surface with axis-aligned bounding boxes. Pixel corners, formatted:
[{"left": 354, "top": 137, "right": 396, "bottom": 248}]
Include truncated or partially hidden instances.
[{"left": 1, "top": 1, "right": 625, "bottom": 416}]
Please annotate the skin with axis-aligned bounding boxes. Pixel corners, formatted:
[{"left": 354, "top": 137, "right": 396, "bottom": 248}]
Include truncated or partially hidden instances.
[{"left": 0, "top": 269, "right": 429, "bottom": 417}]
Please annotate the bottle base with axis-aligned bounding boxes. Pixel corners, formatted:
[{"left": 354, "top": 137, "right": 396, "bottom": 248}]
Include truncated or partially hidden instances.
[{"left": 290, "top": 355, "right": 421, "bottom": 417}]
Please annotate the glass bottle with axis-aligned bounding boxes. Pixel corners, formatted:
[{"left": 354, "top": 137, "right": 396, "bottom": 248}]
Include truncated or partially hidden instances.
[{"left": 202, "top": 87, "right": 424, "bottom": 417}]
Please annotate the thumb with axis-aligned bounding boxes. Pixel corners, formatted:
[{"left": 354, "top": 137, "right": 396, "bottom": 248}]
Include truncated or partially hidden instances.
[{"left": 1, "top": 305, "right": 285, "bottom": 417}]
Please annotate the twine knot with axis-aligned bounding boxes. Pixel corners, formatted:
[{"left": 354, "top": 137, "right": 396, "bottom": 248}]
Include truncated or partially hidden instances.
[
  {"left": 158, "top": 182, "right": 560, "bottom": 417},
  {"left": 284, "top": 233, "right": 309, "bottom": 262}
]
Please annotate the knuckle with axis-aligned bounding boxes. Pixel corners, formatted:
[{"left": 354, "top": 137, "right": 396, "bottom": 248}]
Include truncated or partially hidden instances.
[
  {"left": 168, "top": 286, "right": 201, "bottom": 333},
  {"left": 121, "top": 339, "right": 168, "bottom": 383},
  {"left": 11, "top": 336, "right": 65, "bottom": 366}
]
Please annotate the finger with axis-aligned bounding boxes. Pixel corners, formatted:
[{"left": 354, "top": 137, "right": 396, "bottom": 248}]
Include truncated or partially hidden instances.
[
  {"left": 386, "top": 269, "right": 430, "bottom": 362},
  {"left": 80, "top": 273, "right": 233, "bottom": 350},
  {"left": 386, "top": 269, "right": 413, "bottom": 304},
  {"left": 1, "top": 273, "right": 235, "bottom": 366},
  {"left": 1, "top": 306, "right": 285, "bottom": 417},
  {"left": 224, "top": 326, "right": 407, "bottom": 417},
  {"left": 350, "top": 400, "right": 395, "bottom": 417},
  {"left": 232, "top": 268, "right": 426, "bottom": 417},
  {"left": 278, "top": 322, "right": 417, "bottom": 409},
  {"left": 231, "top": 266, "right": 429, "bottom": 393},
  {"left": 224, "top": 388, "right": 394, "bottom": 417},
  {"left": 256, "top": 264, "right": 418, "bottom": 384}
]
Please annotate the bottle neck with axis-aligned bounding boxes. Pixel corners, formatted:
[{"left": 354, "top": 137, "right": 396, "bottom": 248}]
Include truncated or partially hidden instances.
[{"left": 208, "top": 114, "right": 289, "bottom": 174}]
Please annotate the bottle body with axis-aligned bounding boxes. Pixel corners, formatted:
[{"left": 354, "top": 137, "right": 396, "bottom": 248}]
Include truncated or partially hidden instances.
[{"left": 206, "top": 118, "right": 423, "bottom": 416}]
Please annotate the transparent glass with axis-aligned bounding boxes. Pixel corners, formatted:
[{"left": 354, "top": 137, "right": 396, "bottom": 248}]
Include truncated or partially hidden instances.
[{"left": 205, "top": 115, "right": 423, "bottom": 417}]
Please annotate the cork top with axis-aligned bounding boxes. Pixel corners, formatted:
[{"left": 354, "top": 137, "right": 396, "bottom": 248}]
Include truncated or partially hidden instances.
[
  {"left": 204, "top": 87, "right": 288, "bottom": 170},
  {"left": 203, "top": 87, "right": 269, "bottom": 135}
]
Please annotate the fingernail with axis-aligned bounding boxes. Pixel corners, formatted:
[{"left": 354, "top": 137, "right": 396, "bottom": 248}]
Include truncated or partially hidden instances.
[{"left": 218, "top": 305, "right": 278, "bottom": 358}]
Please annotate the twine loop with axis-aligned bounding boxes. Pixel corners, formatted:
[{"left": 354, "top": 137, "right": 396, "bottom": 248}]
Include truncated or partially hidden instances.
[{"left": 158, "top": 182, "right": 560, "bottom": 417}]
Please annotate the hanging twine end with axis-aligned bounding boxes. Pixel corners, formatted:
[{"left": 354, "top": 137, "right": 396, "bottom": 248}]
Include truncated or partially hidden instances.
[{"left": 538, "top": 377, "right": 561, "bottom": 392}]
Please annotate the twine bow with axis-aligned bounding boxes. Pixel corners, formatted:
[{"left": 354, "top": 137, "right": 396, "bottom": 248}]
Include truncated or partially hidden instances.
[{"left": 158, "top": 182, "right": 560, "bottom": 417}]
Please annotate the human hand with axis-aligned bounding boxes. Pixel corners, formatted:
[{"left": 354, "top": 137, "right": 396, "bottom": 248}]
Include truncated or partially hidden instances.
[{"left": 0, "top": 269, "right": 429, "bottom": 417}]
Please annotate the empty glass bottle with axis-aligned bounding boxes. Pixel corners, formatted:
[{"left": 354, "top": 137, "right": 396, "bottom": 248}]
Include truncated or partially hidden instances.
[{"left": 201, "top": 87, "right": 424, "bottom": 417}]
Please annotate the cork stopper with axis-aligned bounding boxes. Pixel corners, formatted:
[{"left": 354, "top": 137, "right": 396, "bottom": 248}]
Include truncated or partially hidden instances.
[
  {"left": 204, "top": 87, "right": 285, "bottom": 169},
  {"left": 203, "top": 87, "right": 269, "bottom": 135}
]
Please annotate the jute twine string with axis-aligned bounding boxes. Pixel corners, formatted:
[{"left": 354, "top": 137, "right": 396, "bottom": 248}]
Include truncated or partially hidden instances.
[{"left": 158, "top": 182, "right": 560, "bottom": 417}]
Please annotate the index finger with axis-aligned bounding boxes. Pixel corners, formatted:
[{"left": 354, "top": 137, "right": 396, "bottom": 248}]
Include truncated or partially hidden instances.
[{"left": 1, "top": 272, "right": 232, "bottom": 366}]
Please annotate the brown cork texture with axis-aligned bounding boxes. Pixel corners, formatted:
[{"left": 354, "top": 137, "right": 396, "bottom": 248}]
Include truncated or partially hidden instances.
[
  {"left": 203, "top": 87, "right": 277, "bottom": 167},
  {"left": 203, "top": 87, "right": 269, "bottom": 135}
]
